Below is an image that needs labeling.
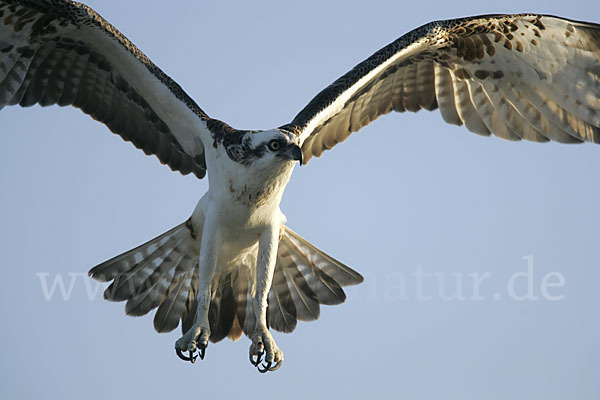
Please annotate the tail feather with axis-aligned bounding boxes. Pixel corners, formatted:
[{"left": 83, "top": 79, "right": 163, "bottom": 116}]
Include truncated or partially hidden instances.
[
  {"left": 281, "top": 265, "right": 320, "bottom": 322},
  {"left": 301, "top": 262, "right": 346, "bottom": 305},
  {"left": 208, "top": 274, "right": 236, "bottom": 343},
  {"left": 278, "top": 230, "right": 354, "bottom": 306},
  {"left": 265, "top": 226, "right": 363, "bottom": 333},
  {"left": 88, "top": 221, "right": 364, "bottom": 340},
  {"left": 234, "top": 272, "right": 254, "bottom": 338},
  {"left": 181, "top": 269, "right": 198, "bottom": 334},
  {"left": 267, "top": 266, "right": 297, "bottom": 333},
  {"left": 153, "top": 254, "right": 196, "bottom": 333},
  {"left": 89, "top": 223, "right": 185, "bottom": 282},
  {"left": 125, "top": 277, "right": 165, "bottom": 317},
  {"left": 106, "top": 235, "right": 185, "bottom": 302},
  {"left": 123, "top": 246, "right": 187, "bottom": 317},
  {"left": 228, "top": 315, "right": 244, "bottom": 341},
  {"left": 284, "top": 227, "right": 364, "bottom": 287}
]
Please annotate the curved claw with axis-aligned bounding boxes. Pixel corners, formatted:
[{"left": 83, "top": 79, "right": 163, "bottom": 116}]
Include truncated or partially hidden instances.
[
  {"left": 269, "top": 361, "right": 282, "bottom": 371},
  {"left": 197, "top": 345, "right": 206, "bottom": 361},
  {"left": 190, "top": 332, "right": 207, "bottom": 361},
  {"left": 249, "top": 353, "right": 257, "bottom": 366},
  {"left": 249, "top": 350, "right": 264, "bottom": 367},
  {"left": 257, "top": 360, "right": 281, "bottom": 373},
  {"left": 257, "top": 361, "right": 272, "bottom": 373},
  {"left": 176, "top": 348, "right": 197, "bottom": 364}
]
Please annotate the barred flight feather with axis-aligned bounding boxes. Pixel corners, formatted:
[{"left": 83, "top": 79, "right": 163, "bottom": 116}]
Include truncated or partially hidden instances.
[{"left": 290, "top": 15, "right": 600, "bottom": 162}]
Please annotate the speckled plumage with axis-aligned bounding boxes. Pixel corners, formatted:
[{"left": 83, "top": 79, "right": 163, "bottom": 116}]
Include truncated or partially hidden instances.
[
  {"left": 288, "top": 14, "right": 600, "bottom": 162},
  {"left": 2, "top": 1, "right": 599, "bottom": 372},
  {"left": 0, "top": 0, "right": 208, "bottom": 177}
]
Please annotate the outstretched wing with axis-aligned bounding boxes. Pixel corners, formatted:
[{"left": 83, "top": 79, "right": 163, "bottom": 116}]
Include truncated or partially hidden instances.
[
  {"left": 286, "top": 14, "right": 600, "bottom": 164},
  {"left": 0, "top": 0, "right": 211, "bottom": 178}
]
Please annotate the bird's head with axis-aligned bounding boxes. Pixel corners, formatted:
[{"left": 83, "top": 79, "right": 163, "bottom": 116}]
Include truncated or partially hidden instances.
[{"left": 228, "top": 129, "right": 303, "bottom": 167}]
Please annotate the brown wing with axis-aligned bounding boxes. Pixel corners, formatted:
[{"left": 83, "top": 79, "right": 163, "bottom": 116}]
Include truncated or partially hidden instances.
[
  {"left": 0, "top": 0, "right": 211, "bottom": 178},
  {"left": 286, "top": 14, "right": 600, "bottom": 164}
]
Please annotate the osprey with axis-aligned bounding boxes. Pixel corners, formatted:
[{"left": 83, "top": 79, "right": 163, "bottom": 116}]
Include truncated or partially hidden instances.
[{"left": 1, "top": 1, "right": 598, "bottom": 373}]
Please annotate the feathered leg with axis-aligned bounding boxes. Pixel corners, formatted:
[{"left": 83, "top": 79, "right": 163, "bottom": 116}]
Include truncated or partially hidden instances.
[
  {"left": 249, "top": 224, "right": 284, "bottom": 373},
  {"left": 175, "top": 214, "right": 220, "bottom": 362}
]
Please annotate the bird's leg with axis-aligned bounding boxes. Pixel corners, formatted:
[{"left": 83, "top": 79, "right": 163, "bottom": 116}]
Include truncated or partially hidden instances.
[
  {"left": 175, "top": 218, "right": 220, "bottom": 363},
  {"left": 248, "top": 225, "right": 283, "bottom": 373}
]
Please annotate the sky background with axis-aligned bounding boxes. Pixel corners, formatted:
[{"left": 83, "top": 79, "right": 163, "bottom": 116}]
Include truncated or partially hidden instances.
[{"left": 1, "top": 0, "right": 599, "bottom": 398}]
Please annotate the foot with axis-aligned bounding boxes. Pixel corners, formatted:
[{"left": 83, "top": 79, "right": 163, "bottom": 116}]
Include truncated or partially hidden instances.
[
  {"left": 175, "top": 324, "right": 210, "bottom": 363},
  {"left": 249, "top": 328, "right": 283, "bottom": 373}
]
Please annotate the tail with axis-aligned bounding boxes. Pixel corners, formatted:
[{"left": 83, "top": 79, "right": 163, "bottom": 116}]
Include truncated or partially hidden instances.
[
  {"left": 89, "top": 221, "right": 363, "bottom": 342},
  {"left": 89, "top": 220, "right": 199, "bottom": 334}
]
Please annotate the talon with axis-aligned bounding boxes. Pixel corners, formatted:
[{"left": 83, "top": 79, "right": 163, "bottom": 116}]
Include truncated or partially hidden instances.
[
  {"left": 249, "top": 353, "right": 258, "bottom": 366},
  {"left": 198, "top": 344, "right": 206, "bottom": 360},
  {"left": 269, "top": 361, "right": 282, "bottom": 371},
  {"left": 257, "top": 361, "right": 272, "bottom": 373},
  {"left": 249, "top": 350, "right": 263, "bottom": 367},
  {"left": 176, "top": 348, "right": 197, "bottom": 363}
]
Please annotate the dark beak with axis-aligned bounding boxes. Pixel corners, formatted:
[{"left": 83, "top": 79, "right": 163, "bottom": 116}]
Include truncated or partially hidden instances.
[{"left": 288, "top": 144, "right": 303, "bottom": 165}]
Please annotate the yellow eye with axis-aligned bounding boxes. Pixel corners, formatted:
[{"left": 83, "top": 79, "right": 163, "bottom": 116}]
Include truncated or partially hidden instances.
[{"left": 269, "top": 140, "right": 281, "bottom": 151}]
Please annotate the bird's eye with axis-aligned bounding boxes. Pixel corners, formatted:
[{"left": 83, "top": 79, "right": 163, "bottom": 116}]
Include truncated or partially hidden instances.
[{"left": 268, "top": 140, "right": 281, "bottom": 151}]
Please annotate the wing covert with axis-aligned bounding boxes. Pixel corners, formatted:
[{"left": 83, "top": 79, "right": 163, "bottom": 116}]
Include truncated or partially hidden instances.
[
  {"left": 286, "top": 14, "right": 600, "bottom": 163},
  {"left": 0, "top": 0, "right": 212, "bottom": 178}
]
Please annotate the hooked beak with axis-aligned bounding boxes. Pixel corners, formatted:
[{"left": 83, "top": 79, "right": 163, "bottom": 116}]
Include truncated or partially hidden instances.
[{"left": 288, "top": 144, "right": 303, "bottom": 165}]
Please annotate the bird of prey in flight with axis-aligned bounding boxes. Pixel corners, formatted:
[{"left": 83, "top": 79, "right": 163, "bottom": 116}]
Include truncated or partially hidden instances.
[{"left": 1, "top": 0, "right": 598, "bottom": 373}]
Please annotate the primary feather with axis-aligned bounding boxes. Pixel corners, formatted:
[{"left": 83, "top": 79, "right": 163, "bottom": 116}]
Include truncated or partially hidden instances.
[{"left": 287, "top": 14, "right": 600, "bottom": 162}]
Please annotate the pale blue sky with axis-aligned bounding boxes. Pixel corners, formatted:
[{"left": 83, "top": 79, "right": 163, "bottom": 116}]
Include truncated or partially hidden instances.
[{"left": 1, "top": 1, "right": 598, "bottom": 399}]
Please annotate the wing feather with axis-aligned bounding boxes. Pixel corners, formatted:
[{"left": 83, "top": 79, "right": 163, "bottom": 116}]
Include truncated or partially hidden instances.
[
  {"left": 477, "top": 79, "right": 548, "bottom": 142},
  {"left": 434, "top": 64, "right": 461, "bottom": 125},
  {"left": 416, "top": 60, "right": 437, "bottom": 110},
  {"left": 451, "top": 72, "right": 491, "bottom": 135},
  {"left": 467, "top": 80, "right": 521, "bottom": 140},
  {"left": 402, "top": 62, "right": 420, "bottom": 112},
  {"left": 0, "top": 0, "right": 213, "bottom": 178},
  {"left": 286, "top": 14, "right": 600, "bottom": 163},
  {"left": 391, "top": 66, "right": 406, "bottom": 112},
  {"left": 519, "top": 82, "right": 598, "bottom": 142}
]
